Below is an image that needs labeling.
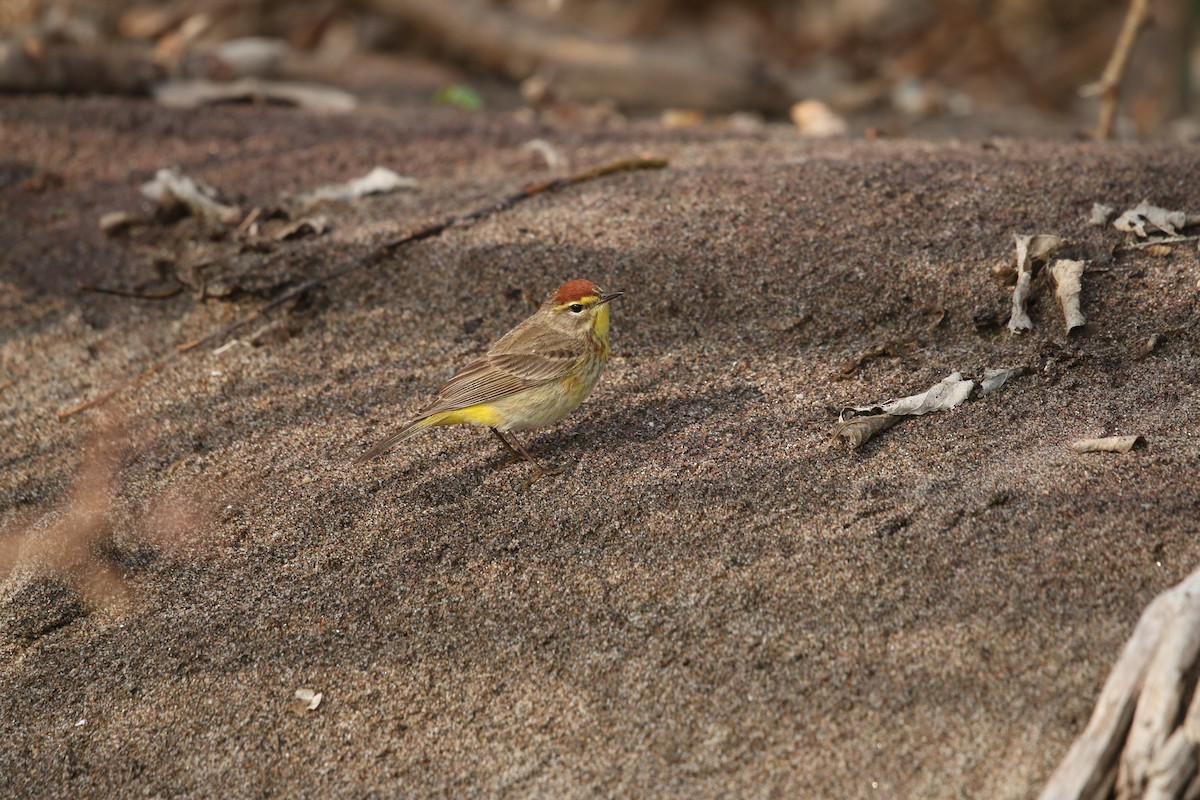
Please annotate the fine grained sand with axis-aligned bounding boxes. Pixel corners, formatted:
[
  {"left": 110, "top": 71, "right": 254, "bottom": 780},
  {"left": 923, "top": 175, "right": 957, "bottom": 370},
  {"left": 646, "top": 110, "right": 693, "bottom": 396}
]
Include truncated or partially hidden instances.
[{"left": 2, "top": 97, "right": 1199, "bottom": 799}]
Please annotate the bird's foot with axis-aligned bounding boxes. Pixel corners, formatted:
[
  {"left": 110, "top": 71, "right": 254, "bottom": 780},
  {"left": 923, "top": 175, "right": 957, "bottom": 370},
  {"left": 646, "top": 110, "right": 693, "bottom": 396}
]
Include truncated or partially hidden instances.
[{"left": 523, "top": 464, "right": 564, "bottom": 489}]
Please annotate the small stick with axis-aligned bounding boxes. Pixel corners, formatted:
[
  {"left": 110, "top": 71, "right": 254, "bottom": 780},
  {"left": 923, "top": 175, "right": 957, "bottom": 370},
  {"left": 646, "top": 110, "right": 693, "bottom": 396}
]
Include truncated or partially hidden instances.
[
  {"left": 1086, "top": 0, "right": 1152, "bottom": 140},
  {"left": 78, "top": 281, "right": 184, "bottom": 300},
  {"left": 59, "top": 155, "right": 667, "bottom": 419}
]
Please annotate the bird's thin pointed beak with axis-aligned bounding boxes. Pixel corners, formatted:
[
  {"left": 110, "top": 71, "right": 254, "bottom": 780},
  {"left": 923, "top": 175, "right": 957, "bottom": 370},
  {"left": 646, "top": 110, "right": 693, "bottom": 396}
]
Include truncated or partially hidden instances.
[{"left": 598, "top": 291, "right": 623, "bottom": 305}]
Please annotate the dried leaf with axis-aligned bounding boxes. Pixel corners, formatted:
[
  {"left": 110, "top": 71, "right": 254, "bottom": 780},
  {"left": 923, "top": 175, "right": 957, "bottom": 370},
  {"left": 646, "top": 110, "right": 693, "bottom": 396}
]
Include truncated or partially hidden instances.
[
  {"left": 1136, "top": 334, "right": 1160, "bottom": 359},
  {"left": 1008, "top": 234, "right": 1066, "bottom": 334},
  {"left": 980, "top": 367, "right": 1025, "bottom": 396},
  {"left": 521, "top": 139, "right": 567, "bottom": 170},
  {"left": 1089, "top": 202, "right": 1116, "bottom": 226},
  {"left": 1072, "top": 435, "right": 1142, "bottom": 454},
  {"left": 154, "top": 78, "right": 356, "bottom": 114},
  {"left": 831, "top": 369, "right": 1020, "bottom": 450},
  {"left": 294, "top": 688, "right": 322, "bottom": 711},
  {"left": 140, "top": 167, "right": 242, "bottom": 226},
  {"left": 790, "top": 99, "right": 847, "bottom": 137},
  {"left": 1114, "top": 201, "right": 1188, "bottom": 238},
  {"left": 275, "top": 216, "right": 329, "bottom": 241},
  {"left": 873, "top": 372, "right": 976, "bottom": 416},
  {"left": 1050, "top": 259, "right": 1087, "bottom": 334},
  {"left": 99, "top": 211, "right": 141, "bottom": 236},
  {"left": 295, "top": 167, "right": 417, "bottom": 211},
  {"left": 829, "top": 413, "right": 898, "bottom": 448}
]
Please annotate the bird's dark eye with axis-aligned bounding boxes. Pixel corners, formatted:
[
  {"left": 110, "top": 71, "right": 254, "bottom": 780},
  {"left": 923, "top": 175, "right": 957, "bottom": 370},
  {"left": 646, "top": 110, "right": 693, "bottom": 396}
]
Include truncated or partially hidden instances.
[{"left": 569, "top": 303, "right": 584, "bottom": 313}]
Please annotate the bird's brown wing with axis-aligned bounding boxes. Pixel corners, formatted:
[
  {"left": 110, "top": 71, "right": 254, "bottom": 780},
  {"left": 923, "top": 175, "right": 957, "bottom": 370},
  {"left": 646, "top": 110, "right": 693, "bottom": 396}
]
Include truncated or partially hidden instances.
[{"left": 419, "top": 324, "right": 585, "bottom": 415}]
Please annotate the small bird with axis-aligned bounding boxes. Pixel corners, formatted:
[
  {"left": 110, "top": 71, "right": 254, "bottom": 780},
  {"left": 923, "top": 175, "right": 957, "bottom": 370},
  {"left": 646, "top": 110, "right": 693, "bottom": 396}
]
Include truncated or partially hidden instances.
[{"left": 357, "top": 278, "right": 622, "bottom": 485}]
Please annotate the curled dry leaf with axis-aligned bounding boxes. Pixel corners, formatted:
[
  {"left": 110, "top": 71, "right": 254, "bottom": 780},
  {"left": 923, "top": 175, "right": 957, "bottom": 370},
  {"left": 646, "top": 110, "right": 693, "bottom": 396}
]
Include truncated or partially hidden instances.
[
  {"left": 790, "top": 99, "right": 847, "bottom": 137},
  {"left": 276, "top": 216, "right": 329, "bottom": 241},
  {"left": 294, "top": 688, "right": 322, "bottom": 711},
  {"left": 831, "top": 372, "right": 980, "bottom": 449},
  {"left": 99, "top": 211, "right": 141, "bottom": 236},
  {"left": 1113, "top": 201, "right": 1190, "bottom": 238},
  {"left": 1136, "top": 334, "right": 1160, "bottom": 359},
  {"left": 979, "top": 366, "right": 1025, "bottom": 396},
  {"left": 154, "top": 78, "right": 356, "bottom": 114},
  {"left": 1050, "top": 259, "right": 1086, "bottom": 334},
  {"left": 521, "top": 139, "right": 567, "bottom": 170},
  {"left": 1008, "top": 234, "right": 1067, "bottom": 334},
  {"left": 1071, "top": 435, "right": 1142, "bottom": 454},
  {"left": 1089, "top": 202, "right": 1116, "bottom": 226},
  {"left": 140, "top": 167, "right": 242, "bottom": 226},
  {"left": 294, "top": 166, "right": 417, "bottom": 211},
  {"left": 830, "top": 413, "right": 899, "bottom": 448}
]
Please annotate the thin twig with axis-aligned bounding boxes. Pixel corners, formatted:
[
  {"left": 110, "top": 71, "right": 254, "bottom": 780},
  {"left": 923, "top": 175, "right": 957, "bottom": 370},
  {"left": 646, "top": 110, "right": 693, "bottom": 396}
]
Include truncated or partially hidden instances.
[
  {"left": 78, "top": 281, "right": 184, "bottom": 300},
  {"left": 58, "top": 155, "right": 667, "bottom": 420},
  {"left": 1085, "top": 0, "right": 1152, "bottom": 140}
]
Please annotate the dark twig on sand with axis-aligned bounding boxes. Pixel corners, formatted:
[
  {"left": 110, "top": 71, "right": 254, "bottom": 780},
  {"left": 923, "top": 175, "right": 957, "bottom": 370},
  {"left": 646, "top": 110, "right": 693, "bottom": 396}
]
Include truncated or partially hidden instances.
[
  {"left": 1086, "top": 0, "right": 1152, "bottom": 140},
  {"left": 57, "top": 155, "right": 667, "bottom": 420},
  {"left": 78, "top": 281, "right": 185, "bottom": 300}
]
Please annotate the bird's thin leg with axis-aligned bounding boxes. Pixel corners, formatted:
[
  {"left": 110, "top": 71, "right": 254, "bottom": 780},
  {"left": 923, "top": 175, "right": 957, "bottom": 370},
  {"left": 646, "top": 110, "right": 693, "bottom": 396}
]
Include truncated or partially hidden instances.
[
  {"left": 503, "top": 431, "right": 564, "bottom": 487},
  {"left": 489, "top": 428, "right": 525, "bottom": 466}
]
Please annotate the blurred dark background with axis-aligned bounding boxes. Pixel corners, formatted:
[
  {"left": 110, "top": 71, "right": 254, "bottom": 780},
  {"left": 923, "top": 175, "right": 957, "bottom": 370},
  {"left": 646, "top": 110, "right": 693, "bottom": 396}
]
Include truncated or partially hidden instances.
[{"left": 1, "top": 0, "right": 1197, "bottom": 137}]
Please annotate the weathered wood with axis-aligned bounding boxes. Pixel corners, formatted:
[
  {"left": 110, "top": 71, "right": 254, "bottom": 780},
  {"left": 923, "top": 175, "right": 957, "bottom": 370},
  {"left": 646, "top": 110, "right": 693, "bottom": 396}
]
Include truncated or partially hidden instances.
[{"left": 1040, "top": 568, "right": 1200, "bottom": 800}]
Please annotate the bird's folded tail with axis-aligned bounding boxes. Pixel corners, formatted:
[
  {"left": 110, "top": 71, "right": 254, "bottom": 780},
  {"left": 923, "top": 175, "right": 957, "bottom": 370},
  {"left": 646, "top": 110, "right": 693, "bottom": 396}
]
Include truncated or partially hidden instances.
[{"left": 353, "top": 414, "right": 438, "bottom": 464}]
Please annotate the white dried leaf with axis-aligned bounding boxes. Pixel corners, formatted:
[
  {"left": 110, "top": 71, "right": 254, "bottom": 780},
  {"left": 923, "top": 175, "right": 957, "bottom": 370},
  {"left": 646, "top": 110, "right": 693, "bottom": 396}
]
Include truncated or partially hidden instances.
[
  {"left": 521, "top": 139, "right": 567, "bottom": 170},
  {"left": 1051, "top": 259, "right": 1086, "bottom": 333},
  {"left": 276, "top": 216, "right": 329, "bottom": 241},
  {"left": 294, "top": 688, "right": 322, "bottom": 711},
  {"left": 155, "top": 78, "right": 356, "bottom": 114},
  {"left": 877, "top": 372, "right": 976, "bottom": 416},
  {"left": 1114, "top": 201, "right": 1188, "bottom": 238},
  {"left": 140, "top": 168, "right": 242, "bottom": 226},
  {"left": 1071, "top": 435, "right": 1142, "bottom": 454},
  {"left": 789, "top": 99, "right": 847, "bottom": 138},
  {"left": 99, "top": 211, "right": 140, "bottom": 235},
  {"left": 979, "top": 367, "right": 1024, "bottom": 396},
  {"left": 296, "top": 167, "right": 417, "bottom": 210},
  {"left": 1008, "top": 234, "right": 1066, "bottom": 334},
  {"left": 1088, "top": 203, "right": 1115, "bottom": 226}
]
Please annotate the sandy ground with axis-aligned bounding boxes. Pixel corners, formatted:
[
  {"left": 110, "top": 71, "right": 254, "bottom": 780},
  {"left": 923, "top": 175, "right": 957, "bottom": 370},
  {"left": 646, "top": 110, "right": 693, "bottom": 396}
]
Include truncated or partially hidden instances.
[{"left": 2, "top": 95, "right": 1199, "bottom": 799}]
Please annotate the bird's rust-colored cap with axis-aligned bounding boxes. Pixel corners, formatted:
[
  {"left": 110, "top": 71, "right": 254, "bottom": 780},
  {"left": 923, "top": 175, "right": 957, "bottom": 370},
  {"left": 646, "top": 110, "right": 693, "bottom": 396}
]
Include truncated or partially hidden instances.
[{"left": 554, "top": 279, "right": 601, "bottom": 304}]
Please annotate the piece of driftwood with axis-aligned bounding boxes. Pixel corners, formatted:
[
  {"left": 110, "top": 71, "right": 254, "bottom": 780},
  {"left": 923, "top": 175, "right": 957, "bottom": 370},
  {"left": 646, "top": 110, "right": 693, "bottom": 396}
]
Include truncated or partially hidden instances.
[
  {"left": 361, "top": 0, "right": 791, "bottom": 113},
  {"left": 1039, "top": 566, "right": 1200, "bottom": 800}
]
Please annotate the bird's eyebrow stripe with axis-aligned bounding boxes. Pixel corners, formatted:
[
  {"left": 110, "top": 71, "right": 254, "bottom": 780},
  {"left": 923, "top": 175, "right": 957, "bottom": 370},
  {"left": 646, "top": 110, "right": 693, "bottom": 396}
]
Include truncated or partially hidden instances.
[{"left": 554, "top": 295, "right": 599, "bottom": 310}]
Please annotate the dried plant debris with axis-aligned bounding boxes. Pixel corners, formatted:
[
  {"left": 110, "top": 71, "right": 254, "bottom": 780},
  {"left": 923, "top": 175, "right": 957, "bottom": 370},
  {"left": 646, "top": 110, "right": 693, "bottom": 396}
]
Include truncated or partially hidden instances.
[
  {"left": 830, "top": 369, "right": 1023, "bottom": 449},
  {"left": 99, "top": 210, "right": 143, "bottom": 236},
  {"left": 141, "top": 167, "right": 243, "bottom": 226},
  {"left": 294, "top": 688, "right": 323, "bottom": 711},
  {"left": 1008, "top": 234, "right": 1067, "bottom": 334},
  {"left": 293, "top": 166, "right": 417, "bottom": 211},
  {"left": 979, "top": 366, "right": 1026, "bottom": 396},
  {"left": 1089, "top": 202, "right": 1116, "bottom": 226},
  {"left": 1071, "top": 435, "right": 1143, "bottom": 454},
  {"left": 1051, "top": 259, "right": 1087, "bottom": 334},
  {"left": 275, "top": 216, "right": 329, "bottom": 241},
  {"left": 1038, "top": 565, "right": 1200, "bottom": 800},
  {"left": 1113, "top": 201, "right": 1197, "bottom": 239},
  {"left": 154, "top": 78, "right": 357, "bottom": 113}
]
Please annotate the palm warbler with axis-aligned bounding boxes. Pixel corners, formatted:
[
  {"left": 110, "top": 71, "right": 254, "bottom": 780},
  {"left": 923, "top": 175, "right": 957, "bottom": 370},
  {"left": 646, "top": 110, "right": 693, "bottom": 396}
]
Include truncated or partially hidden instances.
[{"left": 356, "top": 278, "right": 622, "bottom": 484}]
